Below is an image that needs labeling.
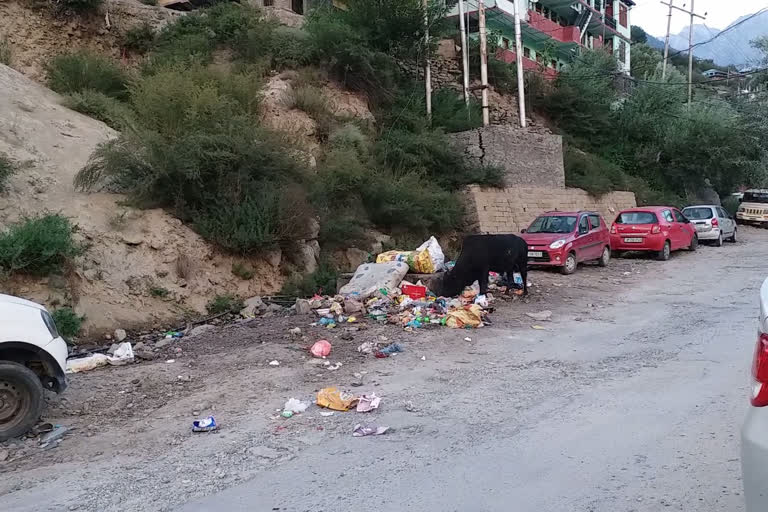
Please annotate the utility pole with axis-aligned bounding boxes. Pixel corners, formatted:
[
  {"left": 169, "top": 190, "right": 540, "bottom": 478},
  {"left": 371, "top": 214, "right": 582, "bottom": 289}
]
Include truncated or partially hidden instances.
[
  {"left": 661, "top": 0, "right": 674, "bottom": 80},
  {"left": 423, "top": 0, "right": 432, "bottom": 121},
  {"left": 478, "top": 0, "right": 490, "bottom": 126},
  {"left": 458, "top": 0, "right": 470, "bottom": 109},
  {"left": 660, "top": 0, "right": 705, "bottom": 105},
  {"left": 513, "top": 0, "right": 526, "bottom": 127}
]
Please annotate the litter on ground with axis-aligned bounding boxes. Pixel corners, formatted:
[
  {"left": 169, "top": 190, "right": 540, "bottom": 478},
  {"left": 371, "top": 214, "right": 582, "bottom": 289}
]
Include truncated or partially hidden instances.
[{"left": 353, "top": 424, "right": 390, "bottom": 437}]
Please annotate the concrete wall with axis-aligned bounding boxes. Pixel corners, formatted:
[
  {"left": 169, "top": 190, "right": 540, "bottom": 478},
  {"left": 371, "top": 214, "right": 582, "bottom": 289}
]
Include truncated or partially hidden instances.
[
  {"left": 449, "top": 126, "right": 566, "bottom": 188},
  {"left": 463, "top": 185, "right": 637, "bottom": 234}
]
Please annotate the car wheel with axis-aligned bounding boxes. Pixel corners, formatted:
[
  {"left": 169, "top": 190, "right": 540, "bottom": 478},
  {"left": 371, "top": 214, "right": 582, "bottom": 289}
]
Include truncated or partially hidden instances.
[
  {"left": 598, "top": 246, "right": 610, "bottom": 267},
  {"left": 689, "top": 234, "right": 699, "bottom": 251},
  {"left": 657, "top": 241, "right": 671, "bottom": 261},
  {"left": 715, "top": 233, "right": 723, "bottom": 247},
  {"left": 728, "top": 229, "right": 737, "bottom": 243},
  {"left": 0, "top": 362, "right": 44, "bottom": 441},
  {"left": 561, "top": 252, "right": 577, "bottom": 275}
]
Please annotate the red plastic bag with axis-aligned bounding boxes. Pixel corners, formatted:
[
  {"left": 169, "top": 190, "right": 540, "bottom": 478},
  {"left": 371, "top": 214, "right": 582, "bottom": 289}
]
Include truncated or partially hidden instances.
[{"left": 310, "top": 339, "right": 332, "bottom": 358}]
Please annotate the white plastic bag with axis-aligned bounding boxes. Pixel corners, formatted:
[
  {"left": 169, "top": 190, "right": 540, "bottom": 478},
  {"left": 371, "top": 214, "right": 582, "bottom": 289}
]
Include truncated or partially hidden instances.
[{"left": 416, "top": 236, "right": 445, "bottom": 272}]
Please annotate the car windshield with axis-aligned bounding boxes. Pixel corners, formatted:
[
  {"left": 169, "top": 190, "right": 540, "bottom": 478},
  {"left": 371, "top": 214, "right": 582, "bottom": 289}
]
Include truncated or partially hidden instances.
[
  {"left": 682, "top": 207, "right": 713, "bottom": 220},
  {"left": 743, "top": 192, "right": 768, "bottom": 204},
  {"left": 616, "top": 212, "right": 658, "bottom": 224},
  {"left": 527, "top": 215, "right": 577, "bottom": 234}
]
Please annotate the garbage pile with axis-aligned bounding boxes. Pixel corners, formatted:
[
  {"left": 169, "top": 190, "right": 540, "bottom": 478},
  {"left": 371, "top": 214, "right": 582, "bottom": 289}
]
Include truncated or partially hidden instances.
[{"left": 305, "top": 236, "right": 521, "bottom": 330}]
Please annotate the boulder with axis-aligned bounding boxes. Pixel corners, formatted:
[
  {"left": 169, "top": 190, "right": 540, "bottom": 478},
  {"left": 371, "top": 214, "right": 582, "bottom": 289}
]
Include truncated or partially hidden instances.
[
  {"left": 187, "top": 324, "right": 216, "bottom": 338},
  {"left": 240, "top": 296, "right": 265, "bottom": 317},
  {"left": 295, "top": 298, "right": 312, "bottom": 315},
  {"left": 114, "top": 329, "right": 127, "bottom": 342}
]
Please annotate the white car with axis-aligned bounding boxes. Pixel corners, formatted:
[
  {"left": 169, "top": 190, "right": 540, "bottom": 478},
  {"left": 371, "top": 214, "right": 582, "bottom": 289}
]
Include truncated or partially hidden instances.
[
  {"left": 0, "top": 294, "right": 68, "bottom": 440},
  {"left": 682, "top": 205, "right": 737, "bottom": 246}
]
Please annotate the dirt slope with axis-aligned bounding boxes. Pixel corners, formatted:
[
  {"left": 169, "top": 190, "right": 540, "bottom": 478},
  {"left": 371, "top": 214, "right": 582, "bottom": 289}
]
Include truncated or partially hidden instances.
[{"left": 0, "top": 64, "right": 282, "bottom": 333}]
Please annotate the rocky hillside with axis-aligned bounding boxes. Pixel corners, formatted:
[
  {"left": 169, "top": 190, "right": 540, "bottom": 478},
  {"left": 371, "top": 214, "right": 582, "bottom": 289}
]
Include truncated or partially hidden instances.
[{"left": 0, "top": 63, "right": 290, "bottom": 332}]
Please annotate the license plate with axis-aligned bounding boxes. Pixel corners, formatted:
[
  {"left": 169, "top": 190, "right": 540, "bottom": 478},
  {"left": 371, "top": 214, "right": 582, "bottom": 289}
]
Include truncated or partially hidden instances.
[
  {"left": 623, "top": 237, "right": 643, "bottom": 243},
  {"left": 527, "top": 251, "right": 543, "bottom": 258}
]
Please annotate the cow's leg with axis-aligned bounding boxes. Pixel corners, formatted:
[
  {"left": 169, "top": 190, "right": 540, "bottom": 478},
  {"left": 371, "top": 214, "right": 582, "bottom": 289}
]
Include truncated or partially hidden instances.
[
  {"left": 478, "top": 267, "right": 490, "bottom": 295},
  {"left": 520, "top": 264, "right": 528, "bottom": 295}
]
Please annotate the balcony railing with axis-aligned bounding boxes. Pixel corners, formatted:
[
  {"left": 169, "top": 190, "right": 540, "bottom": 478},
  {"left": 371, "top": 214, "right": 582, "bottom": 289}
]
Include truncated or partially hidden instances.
[
  {"left": 496, "top": 49, "right": 559, "bottom": 80},
  {"left": 527, "top": 9, "right": 580, "bottom": 45}
]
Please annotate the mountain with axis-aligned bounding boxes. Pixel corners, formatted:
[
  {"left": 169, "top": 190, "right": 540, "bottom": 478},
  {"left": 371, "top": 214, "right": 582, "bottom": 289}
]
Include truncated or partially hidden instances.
[
  {"left": 663, "top": 10, "right": 768, "bottom": 67},
  {"left": 645, "top": 32, "right": 665, "bottom": 51}
]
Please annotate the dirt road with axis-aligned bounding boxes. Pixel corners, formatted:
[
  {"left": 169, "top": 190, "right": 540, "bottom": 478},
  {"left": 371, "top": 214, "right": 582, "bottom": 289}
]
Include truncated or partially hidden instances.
[{"left": 1, "top": 228, "right": 761, "bottom": 512}]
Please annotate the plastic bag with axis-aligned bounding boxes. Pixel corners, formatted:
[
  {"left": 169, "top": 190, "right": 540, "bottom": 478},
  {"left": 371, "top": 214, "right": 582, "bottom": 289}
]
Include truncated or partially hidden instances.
[
  {"left": 415, "top": 236, "right": 445, "bottom": 272},
  {"left": 317, "top": 387, "right": 359, "bottom": 411},
  {"left": 310, "top": 339, "right": 332, "bottom": 358},
  {"left": 445, "top": 304, "right": 484, "bottom": 328},
  {"left": 376, "top": 249, "right": 434, "bottom": 273}
]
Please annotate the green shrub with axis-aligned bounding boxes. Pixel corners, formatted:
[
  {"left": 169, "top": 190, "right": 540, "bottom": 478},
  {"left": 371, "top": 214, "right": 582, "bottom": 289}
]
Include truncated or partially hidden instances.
[
  {"left": 232, "top": 262, "right": 255, "bottom": 280},
  {"left": 122, "top": 23, "right": 156, "bottom": 54},
  {"left": 431, "top": 89, "right": 483, "bottom": 133},
  {"left": 0, "top": 214, "right": 81, "bottom": 276},
  {"left": 46, "top": 51, "right": 129, "bottom": 100},
  {"left": 328, "top": 123, "right": 369, "bottom": 159},
  {"left": 281, "top": 260, "right": 339, "bottom": 297},
  {"left": 0, "top": 153, "right": 16, "bottom": 193},
  {"left": 206, "top": 293, "right": 243, "bottom": 314},
  {"left": 291, "top": 84, "right": 332, "bottom": 120},
  {"left": 0, "top": 35, "right": 11, "bottom": 66},
  {"left": 51, "top": 308, "right": 83, "bottom": 341},
  {"left": 63, "top": 90, "right": 136, "bottom": 131},
  {"left": 722, "top": 196, "right": 741, "bottom": 217},
  {"left": 149, "top": 286, "right": 169, "bottom": 297}
]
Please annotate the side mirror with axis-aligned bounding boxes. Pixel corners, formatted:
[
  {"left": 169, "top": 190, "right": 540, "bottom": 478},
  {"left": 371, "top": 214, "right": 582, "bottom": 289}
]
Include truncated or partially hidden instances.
[{"left": 521, "top": 228, "right": 527, "bottom": 233}]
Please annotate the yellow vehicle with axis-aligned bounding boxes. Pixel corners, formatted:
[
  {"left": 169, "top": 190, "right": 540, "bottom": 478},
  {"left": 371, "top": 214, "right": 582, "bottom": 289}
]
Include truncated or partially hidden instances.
[{"left": 737, "top": 190, "right": 768, "bottom": 226}]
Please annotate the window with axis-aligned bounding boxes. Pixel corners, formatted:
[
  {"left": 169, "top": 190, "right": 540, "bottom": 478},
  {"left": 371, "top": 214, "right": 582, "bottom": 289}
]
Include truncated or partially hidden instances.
[
  {"left": 502, "top": 37, "right": 510, "bottom": 50},
  {"left": 672, "top": 210, "right": 687, "bottom": 223},
  {"left": 523, "top": 47, "right": 531, "bottom": 59},
  {"left": 536, "top": 53, "right": 543, "bottom": 63},
  {"left": 616, "top": 212, "right": 658, "bottom": 225},
  {"left": 662, "top": 210, "right": 674, "bottom": 223},
  {"left": 527, "top": 216, "right": 577, "bottom": 234},
  {"left": 619, "top": 3, "right": 628, "bottom": 28},
  {"left": 717, "top": 207, "right": 731, "bottom": 219},
  {"left": 619, "top": 40, "right": 627, "bottom": 64},
  {"left": 682, "top": 207, "right": 714, "bottom": 220},
  {"left": 291, "top": 0, "right": 303, "bottom": 15},
  {"left": 579, "top": 216, "right": 589, "bottom": 233},
  {"left": 743, "top": 191, "right": 768, "bottom": 204},
  {"left": 588, "top": 214, "right": 602, "bottom": 230},
  {"left": 550, "top": 59, "right": 557, "bottom": 69}
]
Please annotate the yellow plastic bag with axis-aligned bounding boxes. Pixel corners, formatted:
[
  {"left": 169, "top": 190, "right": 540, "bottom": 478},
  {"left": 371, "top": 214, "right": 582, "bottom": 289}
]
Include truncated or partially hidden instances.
[
  {"left": 445, "top": 304, "right": 483, "bottom": 328},
  {"left": 316, "top": 387, "right": 359, "bottom": 411},
  {"left": 376, "top": 249, "right": 434, "bottom": 273}
]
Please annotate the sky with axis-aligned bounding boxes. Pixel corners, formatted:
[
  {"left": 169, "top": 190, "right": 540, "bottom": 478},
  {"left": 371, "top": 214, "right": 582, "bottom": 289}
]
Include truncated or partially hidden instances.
[{"left": 630, "top": 0, "right": 766, "bottom": 37}]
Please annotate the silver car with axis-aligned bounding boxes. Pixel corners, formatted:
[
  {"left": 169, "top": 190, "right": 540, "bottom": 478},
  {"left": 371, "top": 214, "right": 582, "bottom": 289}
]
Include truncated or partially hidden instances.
[
  {"left": 742, "top": 277, "right": 768, "bottom": 511},
  {"left": 682, "top": 205, "right": 736, "bottom": 246}
]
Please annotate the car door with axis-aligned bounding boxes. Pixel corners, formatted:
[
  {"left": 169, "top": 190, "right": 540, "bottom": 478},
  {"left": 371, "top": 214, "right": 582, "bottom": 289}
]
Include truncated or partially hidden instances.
[
  {"left": 718, "top": 207, "right": 735, "bottom": 236},
  {"left": 672, "top": 209, "right": 692, "bottom": 247},
  {"left": 574, "top": 214, "right": 591, "bottom": 262},
  {"left": 588, "top": 213, "right": 606, "bottom": 260},
  {"left": 661, "top": 209, "right": 678, "bottom": 248}
]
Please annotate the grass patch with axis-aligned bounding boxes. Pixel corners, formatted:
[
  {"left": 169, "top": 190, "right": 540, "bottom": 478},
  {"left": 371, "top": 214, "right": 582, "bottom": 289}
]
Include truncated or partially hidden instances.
[
  {"left": 63, "top": 90, "right": 136, "bottom": 131},
  {"left": 206, "top": 293, "right": 243, "bottom": 314},
  {"left": 231, "top": 262, "right": 255, "bottom": 280},
  {"left": 0, "top": 153, "right": 16, "bottom": 193},
  {"left": 0, "top": 214, "right": 81, "bottom": 276},
  {"left": 281, "top": 260, "right": 338, "bottom": 297},
  {"left": 51, "top": 308, "right": 84, "bottom": 341},
  {"left": 46, "top": 51, "right": 129, "bottom": 100},
  {"left": 0, "top": 35, "right": 11, "bottom": 66}
]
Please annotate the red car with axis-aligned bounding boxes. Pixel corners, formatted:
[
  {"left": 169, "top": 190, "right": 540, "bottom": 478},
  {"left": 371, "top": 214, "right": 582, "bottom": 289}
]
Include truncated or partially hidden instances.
[
  {"left": 521, "top": 211, "right": 611, "bottom": 275},
  {"left": 610, "top": 206, "right": 698, "bottom": 261}
]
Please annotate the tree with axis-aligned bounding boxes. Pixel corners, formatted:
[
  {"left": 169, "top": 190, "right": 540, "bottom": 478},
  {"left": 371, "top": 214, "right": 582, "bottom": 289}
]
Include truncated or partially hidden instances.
[
  {"left": 631, "top": 26, "right": 648, "bottom": 44},
  {"left": 630, "top": 43, "right": 662, "bottom": 79}
]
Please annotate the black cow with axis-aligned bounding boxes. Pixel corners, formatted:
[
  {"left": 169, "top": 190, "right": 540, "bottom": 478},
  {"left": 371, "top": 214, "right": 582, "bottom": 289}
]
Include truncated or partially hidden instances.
[{"left": 440, "top": 234, "right": 528, "bottom": 297}]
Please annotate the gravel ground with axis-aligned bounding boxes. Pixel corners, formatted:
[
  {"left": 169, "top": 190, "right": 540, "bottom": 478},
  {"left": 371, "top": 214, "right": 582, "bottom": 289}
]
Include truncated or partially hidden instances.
[{"left": 1, "top": 228, "right": 759, "bottom": 512}]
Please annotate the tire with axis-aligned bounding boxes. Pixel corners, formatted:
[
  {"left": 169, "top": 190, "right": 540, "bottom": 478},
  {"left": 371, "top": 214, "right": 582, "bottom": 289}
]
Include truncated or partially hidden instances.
[
  {"left": 689, "top": 234, "right": 699, "bottom": 251},
  {"left": 714, "top": 233, "right": 723, "bottom": 247},
  {"left": 0, "top": 361, "right": 44, "bottom": 441},
  {"left": 728, "top": 228, "right": 737, "bottom": 243},
  {"left": 561, "top": 252, "right": 577, "bottom": 275},
  {"left": 598, "top": 246, "right": 610, "bottom": 267},
  {"left": 657, "top": 241, "right": 671, "bottom": 261}
]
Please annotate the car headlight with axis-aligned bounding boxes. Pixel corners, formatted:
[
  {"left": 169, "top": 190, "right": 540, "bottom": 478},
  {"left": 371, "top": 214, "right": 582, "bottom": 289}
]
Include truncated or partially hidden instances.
[
  {"left": 549, "top": 239, "right": 567, "bottom": 249},
  {"left": 41, "top": 310, "right": 60, "bottom": 338}
]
